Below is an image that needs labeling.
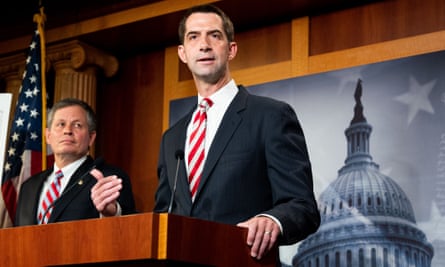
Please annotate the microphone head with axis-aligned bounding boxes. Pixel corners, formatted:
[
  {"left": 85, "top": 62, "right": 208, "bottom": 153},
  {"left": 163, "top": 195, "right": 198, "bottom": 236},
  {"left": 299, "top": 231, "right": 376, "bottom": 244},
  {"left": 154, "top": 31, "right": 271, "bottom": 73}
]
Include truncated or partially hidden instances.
[{"left": 175, "top": 150, "right": 184, "bottom": 160}]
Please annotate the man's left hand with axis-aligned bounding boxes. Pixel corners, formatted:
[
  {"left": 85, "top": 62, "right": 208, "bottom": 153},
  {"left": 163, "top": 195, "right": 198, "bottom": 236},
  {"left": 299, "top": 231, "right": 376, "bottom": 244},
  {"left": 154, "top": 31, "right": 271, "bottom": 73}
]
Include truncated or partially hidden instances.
[
  {"left": 237, "top": 216, "right": 280, "bottom": 260},
  {"left": 90, "top": 169, "right": 122, "bottom": 216}
]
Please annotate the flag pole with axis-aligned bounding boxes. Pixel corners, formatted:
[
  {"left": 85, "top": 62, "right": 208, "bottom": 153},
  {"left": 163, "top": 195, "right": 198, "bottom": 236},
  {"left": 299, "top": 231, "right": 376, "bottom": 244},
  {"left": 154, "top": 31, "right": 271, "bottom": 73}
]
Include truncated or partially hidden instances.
[{"left": 33, "top": 4, "right": 47, "bottom": 170}]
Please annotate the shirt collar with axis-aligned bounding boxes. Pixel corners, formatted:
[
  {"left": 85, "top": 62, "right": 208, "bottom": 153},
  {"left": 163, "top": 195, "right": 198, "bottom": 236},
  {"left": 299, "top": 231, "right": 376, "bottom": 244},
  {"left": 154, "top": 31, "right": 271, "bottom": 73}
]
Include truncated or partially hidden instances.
[
  {"left": 54, "top": 155, "right": 88, "bottom": 179},
  {"left": 197, "top": 79, "right": 238, "bottom": 107}
]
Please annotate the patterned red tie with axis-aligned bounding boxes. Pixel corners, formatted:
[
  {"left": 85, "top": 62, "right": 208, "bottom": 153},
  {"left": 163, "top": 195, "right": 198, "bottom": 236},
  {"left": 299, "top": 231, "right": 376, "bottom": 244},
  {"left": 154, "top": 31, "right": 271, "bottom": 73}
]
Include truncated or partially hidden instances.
[
  {"left": 188, "top": 98, "right": 213, "bottom": 201},
  {"left": 38, "top": 169, "right": 64, "bottom": 224}
]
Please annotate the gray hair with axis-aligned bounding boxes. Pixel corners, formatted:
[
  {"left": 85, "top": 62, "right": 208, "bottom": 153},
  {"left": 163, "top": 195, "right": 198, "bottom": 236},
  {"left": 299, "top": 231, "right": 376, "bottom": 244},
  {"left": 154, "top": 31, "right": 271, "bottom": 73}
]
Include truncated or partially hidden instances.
[{"left": 47, "top": 98, "right": 97, "bottom": 132}]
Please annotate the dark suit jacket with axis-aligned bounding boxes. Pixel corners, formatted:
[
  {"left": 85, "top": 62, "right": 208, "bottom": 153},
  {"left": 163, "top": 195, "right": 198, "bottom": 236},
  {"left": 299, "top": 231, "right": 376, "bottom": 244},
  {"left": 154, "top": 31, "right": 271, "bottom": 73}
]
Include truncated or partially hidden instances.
[
  {"left": 154, "top": 86, "right": 320, "bottom": 245},
  {"left": 15, "top": 156, "right": 136, "bottom": 226}
]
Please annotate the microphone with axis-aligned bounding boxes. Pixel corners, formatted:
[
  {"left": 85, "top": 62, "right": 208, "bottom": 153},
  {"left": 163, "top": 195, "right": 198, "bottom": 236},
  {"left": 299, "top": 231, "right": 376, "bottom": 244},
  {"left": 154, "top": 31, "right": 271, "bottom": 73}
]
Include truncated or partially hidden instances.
[
  {"left": 39, "top": 157, "right": 105, "bottom": 224},
  {"left": 167, "top": 149, "right": 184, "bottom": 213}
]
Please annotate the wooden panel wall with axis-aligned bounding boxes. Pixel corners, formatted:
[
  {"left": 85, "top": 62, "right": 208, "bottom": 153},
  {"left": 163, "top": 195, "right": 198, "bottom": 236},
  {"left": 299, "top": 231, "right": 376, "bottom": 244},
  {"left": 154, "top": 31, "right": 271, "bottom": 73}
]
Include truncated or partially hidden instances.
[
  {"left": 310, "top": 0, "right": 445, "bottom": 54},
  {"left": 98, "top": 0, "right": 445, "bottom": 212},
  {"left": 96, "top": 51, "right": 164, "bottom": 212}
]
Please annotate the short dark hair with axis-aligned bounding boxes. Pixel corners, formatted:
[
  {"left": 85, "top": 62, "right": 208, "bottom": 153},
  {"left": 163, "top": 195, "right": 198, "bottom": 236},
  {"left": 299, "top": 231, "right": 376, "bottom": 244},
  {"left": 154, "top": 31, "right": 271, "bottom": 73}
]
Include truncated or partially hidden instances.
[
  {"left": 47, "top": 98, "right": 97, "bottom": 133},
  {"left": 178, "top": 4, "right": 235, "bottom": 45}
]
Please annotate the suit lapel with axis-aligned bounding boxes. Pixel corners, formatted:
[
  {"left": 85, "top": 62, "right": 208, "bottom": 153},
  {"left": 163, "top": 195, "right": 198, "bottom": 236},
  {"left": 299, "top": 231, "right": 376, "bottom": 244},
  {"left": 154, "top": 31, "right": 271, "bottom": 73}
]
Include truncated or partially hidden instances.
[{"left": 48, "top": 157, "right": 95, "bottom": 222}]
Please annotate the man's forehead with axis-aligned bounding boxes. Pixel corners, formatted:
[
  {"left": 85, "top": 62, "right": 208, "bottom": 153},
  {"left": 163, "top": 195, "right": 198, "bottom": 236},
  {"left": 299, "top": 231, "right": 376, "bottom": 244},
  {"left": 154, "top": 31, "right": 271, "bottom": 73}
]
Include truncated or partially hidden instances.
[
  {"left": 185, "top": 12, "right": 223, "bottom": 31},
  {"left": 54, "top": 106, "right": 86, "bottom": 118}
]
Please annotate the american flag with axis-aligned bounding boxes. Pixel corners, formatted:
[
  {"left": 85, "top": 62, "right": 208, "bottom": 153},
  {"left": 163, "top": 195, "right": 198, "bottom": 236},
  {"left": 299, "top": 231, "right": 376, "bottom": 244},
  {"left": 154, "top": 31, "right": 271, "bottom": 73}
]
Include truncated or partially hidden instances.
[{"left": 0, "top": 27, "right": 50, "bottom": 227}]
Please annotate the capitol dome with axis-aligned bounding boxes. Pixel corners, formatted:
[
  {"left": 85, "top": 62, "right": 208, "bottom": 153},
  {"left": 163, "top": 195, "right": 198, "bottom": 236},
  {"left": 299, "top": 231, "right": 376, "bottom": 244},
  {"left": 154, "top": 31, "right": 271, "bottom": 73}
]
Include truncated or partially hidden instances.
[{"left": 294, "top": 80, "right": 434, "bottom": 267}]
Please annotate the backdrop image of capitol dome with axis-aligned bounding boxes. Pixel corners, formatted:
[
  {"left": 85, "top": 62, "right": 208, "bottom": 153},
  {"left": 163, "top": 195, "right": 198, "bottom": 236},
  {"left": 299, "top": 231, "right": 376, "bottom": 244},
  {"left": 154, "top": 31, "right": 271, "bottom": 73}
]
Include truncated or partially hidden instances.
[
  {"left": 247, "top": 50, "right": 444, "bottom": 267},
  {"left": 294, "top": 79, "right": 433, "bottom": 267}
]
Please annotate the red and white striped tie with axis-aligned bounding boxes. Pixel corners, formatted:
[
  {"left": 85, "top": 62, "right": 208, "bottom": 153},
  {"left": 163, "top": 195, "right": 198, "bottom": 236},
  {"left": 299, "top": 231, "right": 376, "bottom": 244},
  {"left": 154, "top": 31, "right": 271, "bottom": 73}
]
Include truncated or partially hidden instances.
[
  {"left": 188, "top": 98, "right": 213, "bottom": 201},
  {"left": 38, "top": 169, "right": 64, "bottom": 224}
]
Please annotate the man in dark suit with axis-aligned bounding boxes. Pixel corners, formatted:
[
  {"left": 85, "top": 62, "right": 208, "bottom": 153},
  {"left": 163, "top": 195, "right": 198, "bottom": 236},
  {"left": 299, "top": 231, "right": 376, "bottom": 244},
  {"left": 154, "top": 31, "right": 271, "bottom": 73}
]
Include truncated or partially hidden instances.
[
  {"left": 154, "top": 4, "right": 320, "bottom": 261},
  {"left": 15, "top": 98, "right": 136, "bottom": 226}
]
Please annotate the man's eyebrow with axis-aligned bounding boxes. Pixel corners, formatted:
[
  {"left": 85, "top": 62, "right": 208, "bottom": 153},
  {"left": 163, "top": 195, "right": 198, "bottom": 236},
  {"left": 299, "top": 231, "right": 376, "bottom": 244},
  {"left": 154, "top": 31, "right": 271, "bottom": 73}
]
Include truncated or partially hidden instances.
[
  {"left": 186, "top": 29, "right": 222, "bottom": 36},
  {"left": 207, "top": 29, "right": 222, "bottom": 35},
  {"left": 186, "top": 30, "right": 200, "bottom": 36}
]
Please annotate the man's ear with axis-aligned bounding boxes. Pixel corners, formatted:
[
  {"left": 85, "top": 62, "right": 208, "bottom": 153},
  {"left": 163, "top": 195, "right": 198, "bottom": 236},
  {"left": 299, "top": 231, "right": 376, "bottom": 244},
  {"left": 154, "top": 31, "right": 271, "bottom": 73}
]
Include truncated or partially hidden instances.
[
  {"left": 228, "top": 42, "right": 237, "bottom": 61},
  {"left": 178, "top": 45, "right": 187, "bottom": 63},
  {"left": 45, "top": 128, "right": 51, "bottom": 145},
  {"left": 89, "top": 131, "right": 97, "bottom": 148}
]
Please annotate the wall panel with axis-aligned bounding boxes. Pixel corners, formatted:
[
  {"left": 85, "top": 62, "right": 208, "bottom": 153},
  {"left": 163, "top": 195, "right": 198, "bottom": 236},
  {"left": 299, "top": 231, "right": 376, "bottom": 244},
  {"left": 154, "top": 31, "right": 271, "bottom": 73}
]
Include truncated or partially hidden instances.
[
  {"left": 97, "top": 50, "right": 164, "bottom": 212},
  {"left": 310, "top": 0, "right": 445, "bottom": 55}
]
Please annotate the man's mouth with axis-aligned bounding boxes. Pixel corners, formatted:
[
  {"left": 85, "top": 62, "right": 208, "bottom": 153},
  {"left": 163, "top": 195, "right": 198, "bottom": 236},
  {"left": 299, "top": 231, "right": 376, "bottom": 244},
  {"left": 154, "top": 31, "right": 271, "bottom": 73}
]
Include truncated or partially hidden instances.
[{"left": 197, "top": 57, "right": 215, "bottom": 62}]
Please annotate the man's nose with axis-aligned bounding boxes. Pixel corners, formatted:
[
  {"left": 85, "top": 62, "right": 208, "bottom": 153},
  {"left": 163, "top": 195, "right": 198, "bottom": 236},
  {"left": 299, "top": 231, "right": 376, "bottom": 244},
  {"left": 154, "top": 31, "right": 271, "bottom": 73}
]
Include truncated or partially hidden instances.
[
  {"left": 199, "top": 37, "right": 211, "bottom": 51},
  {"left": 63, "top": 125, "right": 73, "bottom": 135}
]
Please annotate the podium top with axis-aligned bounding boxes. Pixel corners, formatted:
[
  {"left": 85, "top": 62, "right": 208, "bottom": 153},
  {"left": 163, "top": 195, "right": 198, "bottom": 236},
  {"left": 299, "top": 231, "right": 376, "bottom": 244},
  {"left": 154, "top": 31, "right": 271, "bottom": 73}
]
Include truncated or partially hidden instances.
[{"left": 0, "top": 212, "right": 277, "bottom": 267}]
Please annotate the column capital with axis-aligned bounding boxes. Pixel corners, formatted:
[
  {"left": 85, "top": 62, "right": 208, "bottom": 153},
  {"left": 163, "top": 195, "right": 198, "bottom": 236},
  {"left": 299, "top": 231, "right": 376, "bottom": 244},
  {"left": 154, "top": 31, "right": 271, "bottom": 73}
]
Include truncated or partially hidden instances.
[
  {"left": 47, "top": 40, "right": 118, "bottom": 77},
  {"left": 0, "top": 54, "right": 25, "bottom": 78}
]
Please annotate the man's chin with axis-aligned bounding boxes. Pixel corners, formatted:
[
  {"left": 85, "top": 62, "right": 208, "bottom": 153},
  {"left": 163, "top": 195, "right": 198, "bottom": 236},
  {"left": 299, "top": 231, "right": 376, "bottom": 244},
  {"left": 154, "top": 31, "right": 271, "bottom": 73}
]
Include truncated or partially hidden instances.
[
  {"left": 196, "top": 72, "right": 223, "bottom": 84},
  {"left": 54, "top": 150, "right": 85, "bottom": 159}
]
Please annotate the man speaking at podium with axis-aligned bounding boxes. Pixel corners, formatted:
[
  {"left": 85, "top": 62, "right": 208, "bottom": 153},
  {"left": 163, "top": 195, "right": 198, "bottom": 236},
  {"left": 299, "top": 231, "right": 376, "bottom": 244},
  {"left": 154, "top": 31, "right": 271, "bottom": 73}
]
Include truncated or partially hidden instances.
[
  {"left": 15, "top": 98, "right": 136, "bottom": 226},
  {"left": 154, "top": 4, "right": 320, "bottom": 261}
]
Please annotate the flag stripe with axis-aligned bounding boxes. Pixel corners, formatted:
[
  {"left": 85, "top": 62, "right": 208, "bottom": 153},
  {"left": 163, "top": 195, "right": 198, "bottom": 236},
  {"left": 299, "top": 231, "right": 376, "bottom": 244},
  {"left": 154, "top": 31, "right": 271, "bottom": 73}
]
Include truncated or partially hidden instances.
[{"left": 0, "top": 23, "right": 48, "bottom": 227}]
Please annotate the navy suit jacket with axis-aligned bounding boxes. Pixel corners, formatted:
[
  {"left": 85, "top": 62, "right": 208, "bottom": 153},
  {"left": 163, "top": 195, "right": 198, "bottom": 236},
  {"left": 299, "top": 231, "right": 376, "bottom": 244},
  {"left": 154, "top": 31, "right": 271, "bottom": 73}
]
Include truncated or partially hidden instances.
[
  {"left": 154, "top": 86, "right": 320, "bottom": 245},
  {"left": 15, "top": 156, "right": 136, "bottom": 226}
]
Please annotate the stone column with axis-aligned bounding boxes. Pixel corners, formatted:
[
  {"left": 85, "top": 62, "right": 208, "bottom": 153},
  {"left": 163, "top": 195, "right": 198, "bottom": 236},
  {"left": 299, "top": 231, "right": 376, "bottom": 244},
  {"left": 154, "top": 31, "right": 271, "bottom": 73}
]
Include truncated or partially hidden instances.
[{"left": 47, "top": 40, "right": 119, "bottom": 111}]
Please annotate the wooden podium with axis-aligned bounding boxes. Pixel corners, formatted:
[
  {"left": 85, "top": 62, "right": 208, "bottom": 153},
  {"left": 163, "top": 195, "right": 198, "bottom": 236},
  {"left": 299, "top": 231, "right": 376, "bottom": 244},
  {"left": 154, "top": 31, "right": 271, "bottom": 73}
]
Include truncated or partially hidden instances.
[{"left": 0, "top": 213, "right": 277, "bottom": 267}]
